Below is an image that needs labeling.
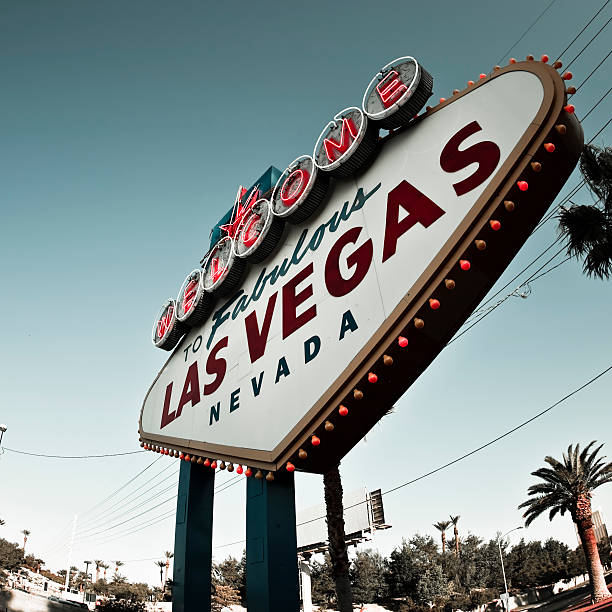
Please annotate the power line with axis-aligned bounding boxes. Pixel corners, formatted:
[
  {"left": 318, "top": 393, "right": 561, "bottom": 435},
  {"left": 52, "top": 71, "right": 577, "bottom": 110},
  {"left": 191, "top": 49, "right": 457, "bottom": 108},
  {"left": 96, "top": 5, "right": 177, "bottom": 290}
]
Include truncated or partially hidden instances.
[
  {"left": 564, "top": 14, "right": 612, "bottom": 71},
  {"left": 574, "top": 48, "right": 612, "bottom": 93},
  {"left": 554, "top": 0, "right": 610, "bottom": 61},
  {"left": 581, "top": 85, "right": 612, "bottom": 121},
  {"left": 495, "top": 0, "right": 557, "bottom": 65},
  {"left": 2, "top": 447, "right": 144, "bottom": 459}
]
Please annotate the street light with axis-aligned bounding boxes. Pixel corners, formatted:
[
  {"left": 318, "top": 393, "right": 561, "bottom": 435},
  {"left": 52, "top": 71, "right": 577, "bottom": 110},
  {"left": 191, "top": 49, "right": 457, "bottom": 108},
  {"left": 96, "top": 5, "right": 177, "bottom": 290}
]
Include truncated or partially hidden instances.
[{"left": 498, "top": 526, "right": 523, "bottom": 611}]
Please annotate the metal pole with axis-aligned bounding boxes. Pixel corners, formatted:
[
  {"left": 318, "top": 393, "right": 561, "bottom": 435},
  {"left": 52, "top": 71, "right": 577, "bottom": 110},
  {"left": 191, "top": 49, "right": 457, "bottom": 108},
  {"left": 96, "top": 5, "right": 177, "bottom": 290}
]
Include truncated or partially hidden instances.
[
  {"left": 64, "top": 515, "right": 78, "bottom": 598},
  {"left": 497, "top": 526, "right": 523, "bottom": 610}
]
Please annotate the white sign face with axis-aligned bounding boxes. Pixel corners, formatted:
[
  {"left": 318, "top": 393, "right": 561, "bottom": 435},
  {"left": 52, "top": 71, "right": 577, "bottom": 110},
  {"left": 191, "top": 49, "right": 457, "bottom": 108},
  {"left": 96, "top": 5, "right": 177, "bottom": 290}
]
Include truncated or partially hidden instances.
[{"left": 141, "top": 70, "right": 546, "bottom": 457}]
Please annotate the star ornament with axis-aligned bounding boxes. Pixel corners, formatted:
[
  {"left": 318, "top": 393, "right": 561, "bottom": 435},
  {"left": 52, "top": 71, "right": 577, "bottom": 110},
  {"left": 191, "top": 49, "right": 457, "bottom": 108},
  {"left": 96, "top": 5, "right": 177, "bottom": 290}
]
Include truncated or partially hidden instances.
[{"left": 220, "top": 185, "right": 260, "bottom": 239}]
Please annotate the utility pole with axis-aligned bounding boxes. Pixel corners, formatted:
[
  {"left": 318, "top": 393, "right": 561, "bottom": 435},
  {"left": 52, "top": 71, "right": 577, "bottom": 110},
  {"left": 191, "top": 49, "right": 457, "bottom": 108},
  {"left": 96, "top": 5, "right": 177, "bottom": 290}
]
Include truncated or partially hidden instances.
[{"left": 64, "top": 515, "right": 78, "bottom": 599}]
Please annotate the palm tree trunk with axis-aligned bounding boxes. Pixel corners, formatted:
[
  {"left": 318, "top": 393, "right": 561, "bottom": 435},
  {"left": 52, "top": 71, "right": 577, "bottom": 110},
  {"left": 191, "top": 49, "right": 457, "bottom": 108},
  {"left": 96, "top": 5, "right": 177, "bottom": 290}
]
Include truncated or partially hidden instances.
[
  {"left": 164, "top": 562, "right": 169, "bottom": 587},
  {"left": 454, "top": 526, "right": 459, "bottom": 557},
  {"left": 323, "top": 464, "right": 353, "bottom": 612},
  {"left": 576, "top": 515, "right": 611, "bottom": 602},
  {"left": 441, "top": 532, "right": 446, "bottom": 554}
]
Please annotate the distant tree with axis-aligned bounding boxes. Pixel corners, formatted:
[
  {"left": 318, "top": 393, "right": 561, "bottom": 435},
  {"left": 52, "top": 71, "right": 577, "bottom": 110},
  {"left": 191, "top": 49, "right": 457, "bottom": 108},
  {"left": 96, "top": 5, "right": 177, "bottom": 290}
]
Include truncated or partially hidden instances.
[
  {"left": 21, "top": 529, "right": 30, "bottom": 552},
  {"left": 211, "top": 584, "right": 240, "bottom": 611},
  {"left": 101, "top": 561, "right": 110, "bottom": 580},
  {"left": 519, "top": 441, "right": 612, "bottom": 602},
  {"left": 433, "top": 521, "right": 451, "bottom": 554},
  {"left": 213, "top": 555, "right": 244, "bottom": 604},
  {"left": 163, "top": 551, "right": 173, "bottom": 587},
  {"left": 387, "top": 534, "right": 439, "bottom": 598},
  {"left": 0, "top": 519, "right": 5, "bottom": 526},
  {"left": 310, "top": 554, "right": 336, "bottom": 608},
  {"left": 449, "top": 515, "right": 460, "bottom": 556},
  {"left": 114, "top": 560, "right": 124, "bottom": 574},
  {"left": 558, "top": 145, "right": 612, "bottom": 279},
  {"left": 0, "top": 538, "right": 24, "bottom": 570},
  {"left": 97, "top": 599, "right": 145, "bottom": 612},
  {"left": 350, "top": 549, "right": 387, "bottom": 605},
  {"left": 415, "top": 564, "right": 449, "bottom": 605},
  {"left": 94, "top": 560, "right": 103, "bottom": 583},
  {"left": 154, "top": 560, "right": 166, "bottom": 589}
]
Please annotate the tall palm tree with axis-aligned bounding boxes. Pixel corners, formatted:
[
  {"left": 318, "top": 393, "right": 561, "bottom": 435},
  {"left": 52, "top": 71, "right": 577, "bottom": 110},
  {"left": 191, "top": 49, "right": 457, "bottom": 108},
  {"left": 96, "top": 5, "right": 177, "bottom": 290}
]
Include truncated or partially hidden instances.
[
  {"left": 21, "top": 529, "right": 30, "bottom": 552},
  {"left": 449, "top": 515, "right": 460, "bottom": 556},
  {"left": 163, "top": 551, "right": 173, "bottom": 586},
  {"left": 114, "top": 561, "right": 124, "bottom": 575},
  {"left": 155, "top": 560, "right": 166, "bottom": 588},
  {"left": 433, "top": 520, "right": 451, "bottom": 554},
  {"left": 94, "top": 560, "right": 103, "bottom": 583},
  {"left": 519, "top": 441, "right": 612, "bottom": 603},
  {"left": 323, "top": 464, "right": 352, "bottom": 612},
  {"left": 101, "top": 562, "right": 109, "bottom": 580},
  {"left": 83, "top": 561, "right": 92, "bottom": 589},
  {"left": 558, "top": 145, "right": 612, "bottom": 279}
]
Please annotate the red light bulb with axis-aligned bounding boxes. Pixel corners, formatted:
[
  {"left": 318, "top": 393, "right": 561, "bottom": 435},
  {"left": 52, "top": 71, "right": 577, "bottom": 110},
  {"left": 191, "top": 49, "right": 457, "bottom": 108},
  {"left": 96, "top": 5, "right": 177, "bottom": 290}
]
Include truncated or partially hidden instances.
[
  {"left": 479, "top": 73, "right": 486, "bottom": 79},
  {"left": 286, "top": 462, "right": 295, "bottom": 472},
  {"left": 490, "top": 220, "right": 501, "bottom": 231},
  {"left": 460, "top": 259, "right": 471, "bottom": 271},
  {"left": 467, "top": 80, "right": 475, "bottom": 86},
  {"left": 564, "top": 104, "right": 575, "bottom": 114},
  {"left": 429, "top": 298, "right": 440, "bottom": 310},
  {"left": 204, "top": 458, "right": 210, "bottom": 467},
  {"left": 245, "top": 468, "right": 252, "bottom": 477},
  {"left": 517, "top": 181, "right": 529, "bottom": 191},
  {"left": 236, "top": 465, "right": 243, "bottom": 475},
  {"left": 368, "top": 372, "right": 378, "bottom": 383},
  {"left": 179, "top": 453, "right": 184, "bottom": 460},
  {"left": 311, "top": 435, "right": 320, "bottom": 446},
  {"left": 211, "top": 460, "right": 217, "bottom": 469},
  {"left": 398, "top": 336, "right": 408, "bottom": 348},
  {"left": 541, "top": 54, "right": 549, "bottom": 63},
  {"left": 184, "top": 454, "right": 190, "bottom": 462},
  {"left": 339, "top": 405, "right": 349, "bottom": 416},
  {"left": 544, "top": 143, "right": 555, "bottom": 153},
  {"left": 509, "top": 58, "right": 516, "bottom": 64},
  {"left": 562, "top": 71, "right": 573, "bottom": 80},
  {"left": 439, "top": 97, "right": 446, "bottom": 103}
]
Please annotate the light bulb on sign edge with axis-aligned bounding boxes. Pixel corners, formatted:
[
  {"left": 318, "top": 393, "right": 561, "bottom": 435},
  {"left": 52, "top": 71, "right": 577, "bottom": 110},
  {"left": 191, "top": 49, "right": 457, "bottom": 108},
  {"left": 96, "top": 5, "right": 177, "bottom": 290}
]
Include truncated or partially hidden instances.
[
  {"left": 460, "top": 259, "right": 471, "bottom": 271},
  {"left": 245, "top": 467, "right": 252, "bottom": 477},
  {"left": 298, "top": 448, "right": 308, "bottom": 460},
  {"left": 517, "top": 181, "right": 529, "bottom": 191},
  {"left": 564, "top": 104, "right": 575, "bottom": 114},
  {"left": 227, "top": 463, "right": 234, "bottom": 472},
  {"left": 504, "top": 200, "right": 515, "bottom": 212},
  {"left": 414, "top": 318, "right": 425, "bottom": 329},
  {"left": 562, "top": 71, "right": 572, "bottom": 80},
  {"left": 467, "top": 80, "right": 474, "bottom": 86},
  {"left": 211, "top": 460, "right": 217, "bottom": 469},
  {"left": 255, "top": 470, "right": 263, "bottom": 480},
  {"left": 383, "top": 354, "right": 394, "bottom": 366},
  {"left": 531, "top": 162, "right": 542, "bottom": 172},
  {"left": 368, "top": 372, "right": 378, "bottom": 383},
  {"left": 339, "top": 405, "right": 349, "bottom": 416},
  {"left": 204, "top": 458, "right": 210, "bottom": 467},
  {"left": 479, "top": 73, "right": 486, "bottom": 79},
  {"left": 236, "top": 465, "right": 243, "bottom": 475},
  {"left": 555, "top": 124, "right": 567, "bottom": 135},
  {"left": 566, "top": 86, "right": 576, "bottom": 95},
  {"left": 286, "top": 462, "right": 295, "bottom": 472},
  {"left": 475, "top": 240, "right": 487, "bottom": 251},
  {"left": 509, "top": 58, "right": 516, "bottom": 64},
  {"left": 553, "top": 61, "right": 562, "bottom": 69},
  {"left": 544, "top": 143, "right": 555, "bottom": 153},
  {"left": 325, "top": 421, "right": 335, "bottom": 432},
  {"left": 429, "top": 298, "right": 440, "bottom": 310},
  {"left": 526, "top": 54, "right": 534, "bottom": 61},
  {"left": 354, "top": 389, "right": 364, "bottom": 400},
  {"left": 398, "top": 336, "right": 408, "bottom": 347},
  {"left": 490, "top": 220, "right": 501, "bottom": 231},
  {"left": 541, "top": 54, "right": 549, "bottom": 63},
  {"left": 311, "top": 435, "right": 321, "bottom": 446},
  {"left": 266, "top": 472, "right": 275, "bottom": 482},
  {"left": 445, "top": 279, "right": 456, "bottom": 290}
]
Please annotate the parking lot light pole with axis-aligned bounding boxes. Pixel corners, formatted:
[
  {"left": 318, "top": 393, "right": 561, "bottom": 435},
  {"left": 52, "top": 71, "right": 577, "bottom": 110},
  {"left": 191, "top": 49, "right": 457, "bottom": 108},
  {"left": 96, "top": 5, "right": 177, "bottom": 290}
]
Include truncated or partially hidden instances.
[{"left": 498, "top": 526, "right": 523, "bottom": 609}]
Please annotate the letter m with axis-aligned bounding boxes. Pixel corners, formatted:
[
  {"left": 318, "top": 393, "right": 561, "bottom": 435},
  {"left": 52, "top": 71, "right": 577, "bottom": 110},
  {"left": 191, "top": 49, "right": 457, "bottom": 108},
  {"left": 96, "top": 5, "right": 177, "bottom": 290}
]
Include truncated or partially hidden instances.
[{"left": 324, "top": 118, "right": 358, "bottom": 162}]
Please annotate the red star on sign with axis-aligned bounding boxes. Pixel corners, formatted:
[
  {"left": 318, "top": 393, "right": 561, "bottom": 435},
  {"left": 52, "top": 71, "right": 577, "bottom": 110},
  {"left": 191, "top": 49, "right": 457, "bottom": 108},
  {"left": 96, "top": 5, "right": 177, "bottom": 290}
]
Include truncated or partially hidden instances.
[{"left": 220, "top": 185, "right": 260, "bottom": 239}]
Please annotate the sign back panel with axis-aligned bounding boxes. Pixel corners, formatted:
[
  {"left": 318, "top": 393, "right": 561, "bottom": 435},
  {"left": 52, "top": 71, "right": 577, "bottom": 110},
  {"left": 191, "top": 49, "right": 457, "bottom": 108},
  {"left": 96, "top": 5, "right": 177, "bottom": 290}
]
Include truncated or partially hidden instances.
[{"left": 140, "top": 62, "right": 583, "bottom": 473}]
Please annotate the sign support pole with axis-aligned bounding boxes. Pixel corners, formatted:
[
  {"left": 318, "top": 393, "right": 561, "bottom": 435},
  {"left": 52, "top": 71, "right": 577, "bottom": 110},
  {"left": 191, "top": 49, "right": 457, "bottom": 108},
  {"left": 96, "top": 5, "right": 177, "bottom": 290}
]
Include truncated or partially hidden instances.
[
  {"left": 246, "top": 471, "right": 300, "bottom": 611},
  {"left": 173, "top": 462, "right": 215, "bottom": 612}
]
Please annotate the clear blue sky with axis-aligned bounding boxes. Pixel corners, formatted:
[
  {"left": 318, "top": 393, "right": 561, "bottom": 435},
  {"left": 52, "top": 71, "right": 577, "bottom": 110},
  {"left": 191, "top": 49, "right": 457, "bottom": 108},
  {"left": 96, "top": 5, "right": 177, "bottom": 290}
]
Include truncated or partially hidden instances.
[{"left": 1, "top": 0, "right": 611, "bottom": 586}]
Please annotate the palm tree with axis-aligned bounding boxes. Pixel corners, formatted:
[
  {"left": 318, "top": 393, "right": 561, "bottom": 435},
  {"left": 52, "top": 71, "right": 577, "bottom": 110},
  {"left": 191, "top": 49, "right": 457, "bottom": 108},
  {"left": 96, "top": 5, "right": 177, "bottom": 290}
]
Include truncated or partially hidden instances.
[
  {"left": 519, "top": 441, "right": 612, "bottom": 603},
  {"left": 449, "top": 515, "right": 460, "bottom": 556},
  {"left": 558, "top": 145, "right": 612, "bottom": 279},
  {"left": 83, "top": 561, "right": 92, "bottom": 591},
  {"left": 114, "top": 560, "right": 124, "bottom": 575},
  {"left": 22, "top": 529, "right": 30, "bottom": 552},
  {"left": 101, "top": 562, "right": 109, "bottom": 580},
  {"left": 323, "top": 464, "right": 352, "bottom": 612},
  {"left": 0, "top": 519, "right": 5, "bottom": 526},
  {"left": 94, "top": 560, "right": 103, "bottom": 583},
  {"left": 163, "top": 551, "right": 173, "bottom": 586},
  {"left": 155, "top": 560, "right": 166, "bottom": 588},
  {"left": 433, "top": 520, "right": 451, "bottom": 554}
]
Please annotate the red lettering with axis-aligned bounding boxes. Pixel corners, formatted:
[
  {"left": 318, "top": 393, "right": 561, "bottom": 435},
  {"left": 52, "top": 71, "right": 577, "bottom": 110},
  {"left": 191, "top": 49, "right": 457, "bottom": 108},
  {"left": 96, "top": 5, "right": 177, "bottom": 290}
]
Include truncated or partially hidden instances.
[
  {"left": 382, "top": 181, "right": 446, "bottom": 262},
  {"left": 376, "top": 70, "right": 407, "bottom": 108},
  {"left": 160, "top": 382, "right": 175, "bottom": 429},
  {"left": 324, "top": 118, "right": 358, "bottom": 162},
  {"left": 282, "top": 263, "right": 316, "bottom": 339},
  {"left": 241, "top": 213, "right": 261, "bottom": 248},
  {"left": 245, "top": 292, "right": 278, "bottom": 363},
  {"left": 439, "top": 121, "right": 501, "bottom": 196},
  {"left": 176, "top": 361, "right": 201, "bottom": 418},
  {"left": 182, "top": 280, "right": 198, "bottom": 314},
  {"left": 203, "top": 336, "right": 229, "bottom": 396},
  {"left": 157, "top": 306, "right": 174, "bottom": 339},
  {"left": 325, "top": 227, "right": 373, "bottom": 297},
  {"left": 210, "top": 257, "right": 225, "bottom": 283},
  {"left": 281, "top": 169, "right": 310, "bottom": 206}
]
